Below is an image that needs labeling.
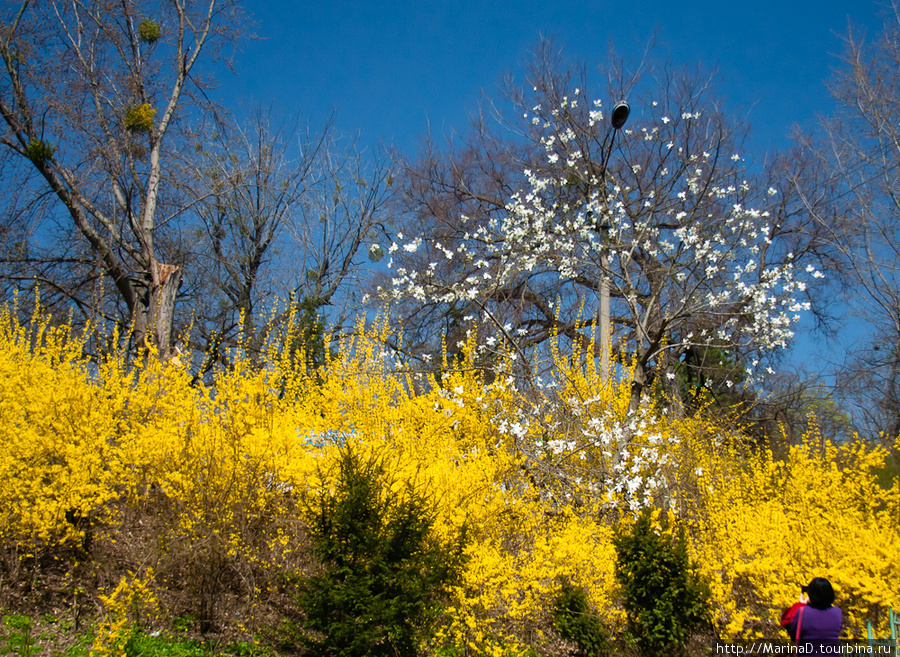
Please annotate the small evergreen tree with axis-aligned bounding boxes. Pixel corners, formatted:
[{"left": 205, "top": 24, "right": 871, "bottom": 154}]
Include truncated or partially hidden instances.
[
  {"left": 297, "top": 445, "right": 467, "bottom": 657},
  {"left": 551, "top": 577, "right": 609, "bottom": 656},
  {"left": 613, "top": 508, "right": 711, "bottom": 657}
]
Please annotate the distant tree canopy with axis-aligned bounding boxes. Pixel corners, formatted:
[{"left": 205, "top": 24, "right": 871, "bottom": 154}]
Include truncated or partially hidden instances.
[
  {"left": 0, "top": 1, "right": 392, "bottom": 368},
  {"left": 0, "top": 0, "right": 242, "bottom": 356},
  {"left": 795, "top": 1, "right": 900, "bottom": 445}
]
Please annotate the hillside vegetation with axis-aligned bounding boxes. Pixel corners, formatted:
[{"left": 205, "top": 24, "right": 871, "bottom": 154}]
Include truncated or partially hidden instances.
[{"left": 0, "top": 305, "right": 897, "bottom": 656}]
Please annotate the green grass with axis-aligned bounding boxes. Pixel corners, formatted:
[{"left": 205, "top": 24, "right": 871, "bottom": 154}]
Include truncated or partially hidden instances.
[
  {"left": 103, "top": 632, "right": 274, "bottom": 657},
  {"left": 1, "top": 613, "right": 273, "bottom": 657},
  {"left": 1, "top": 615, "right": 37, "bottom": 657}
]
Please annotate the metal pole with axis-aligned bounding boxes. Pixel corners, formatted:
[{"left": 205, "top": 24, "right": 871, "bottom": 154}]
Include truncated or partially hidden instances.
[
  {"left": 600, "top": 246, "right": 611, "bottom": 383},
  {"left": 599, "top": 101, "right": 630, "bottom": 384}
]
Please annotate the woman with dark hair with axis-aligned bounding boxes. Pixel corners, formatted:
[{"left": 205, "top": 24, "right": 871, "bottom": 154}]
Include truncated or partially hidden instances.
[{"left": 784, "top": 577, "right": 843, "bottom": 653}]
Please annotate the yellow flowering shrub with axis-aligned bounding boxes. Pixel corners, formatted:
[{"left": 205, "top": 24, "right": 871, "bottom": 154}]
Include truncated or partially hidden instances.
[
  {"left": 306, "top": 332, "right": 558, "bottom": 654},
  {"left": 687, "top": 429, "right": 900, "bottom": 639},
  {"left": 0, "top": 310, "right": 122, "bottom": 551},
  {"left": 104, "top": 341, "right": 328, "bottom": 628},
  {"left": 434, "top": 504, "right": 619, "bottom": 655},
  {"left": 91, "top": 569, "right": 160, "bottom": 657},
  {"left": 0, "top": 305, "right": 896, "bottom": 651}
]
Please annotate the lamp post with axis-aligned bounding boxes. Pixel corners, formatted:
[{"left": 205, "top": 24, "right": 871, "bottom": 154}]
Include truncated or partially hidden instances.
[{"left": 599, "top": 101, "right": 630, "bottom": 383}]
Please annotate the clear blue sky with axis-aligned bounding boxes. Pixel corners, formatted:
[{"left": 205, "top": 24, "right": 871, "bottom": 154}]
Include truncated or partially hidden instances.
[{"left": 217, "top": 0, "right": 888, "bottom": 157}]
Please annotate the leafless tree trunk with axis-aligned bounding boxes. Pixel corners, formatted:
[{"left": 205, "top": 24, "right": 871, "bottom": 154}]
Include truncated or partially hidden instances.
[{"left": 0, "top": 0, "right": 239, "bottom": 356}]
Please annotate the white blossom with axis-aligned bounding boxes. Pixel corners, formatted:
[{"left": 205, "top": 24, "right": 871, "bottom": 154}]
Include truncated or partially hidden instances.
[{"left": 389, "top": 91, "right": 818, "bottom": 408}]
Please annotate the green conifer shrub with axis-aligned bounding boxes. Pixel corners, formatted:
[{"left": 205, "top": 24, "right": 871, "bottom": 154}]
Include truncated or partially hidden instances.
[
  {"left": 296, "top": 445, "right": 467, "bottom": 657},
  {"left": 613, "top": 508, "right": 712, "bottom": 657},
  {"left": 551, "top": 577, "right": 609, "bottom": 656}
]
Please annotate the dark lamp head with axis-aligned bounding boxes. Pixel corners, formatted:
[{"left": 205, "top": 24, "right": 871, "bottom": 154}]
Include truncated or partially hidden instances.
[{"left": 611, "top": 101, "right": 630, "bottom": 130}]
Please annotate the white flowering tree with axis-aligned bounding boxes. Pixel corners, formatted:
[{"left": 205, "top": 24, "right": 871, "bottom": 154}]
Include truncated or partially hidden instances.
[{"left": 388, "top": 47, "right": 824, "bottom": 413}]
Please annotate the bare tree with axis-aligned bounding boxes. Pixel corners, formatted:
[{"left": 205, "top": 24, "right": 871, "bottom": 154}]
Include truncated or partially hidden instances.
[
  {"left": 799, "top": 2, "right": 900, "bottom": 443},
  {"left": 0, "top": 0, "right": 240, "bottom": 356},
  {"left": 187, "top": 109, "right": 393, "bottom": 369}
]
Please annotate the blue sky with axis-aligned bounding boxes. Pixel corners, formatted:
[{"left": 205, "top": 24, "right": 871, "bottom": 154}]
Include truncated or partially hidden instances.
[
  {"left": 217, "top": 0, "right": 888, "bottom": 157},
  {"left": 212, "top": 0, "right": 889, "bottom": 370}
]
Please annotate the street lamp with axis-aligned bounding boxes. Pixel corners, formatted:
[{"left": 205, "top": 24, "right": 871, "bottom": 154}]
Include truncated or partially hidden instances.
[
  {"left": 599, "top": 101, "right": 630, "bottom": 383},
  {"left": 611, "top": 101, "right": 630, "bottom": 129}
]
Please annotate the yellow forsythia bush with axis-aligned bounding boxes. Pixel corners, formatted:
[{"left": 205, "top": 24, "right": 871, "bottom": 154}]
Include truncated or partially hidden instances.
[
  {"left": 0, "top": 304, "right": 897, "bottom": 652},
  {"left": 308, "top": 332, "right": 619, "bottom": 655},
  {"left": 91, "top": 569, "right": 161, "bottom": 657},
  {"left": 687, "top": 429, "right": 900, "bottom": 640},
  {"left": 0, "top": 310, "right": 122, "bottom": 550}
]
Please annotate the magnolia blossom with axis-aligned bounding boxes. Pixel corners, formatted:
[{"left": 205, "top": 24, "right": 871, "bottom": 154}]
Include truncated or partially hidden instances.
[{"left": 390, "top": 91, "right": 819, "bottom": 408}]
